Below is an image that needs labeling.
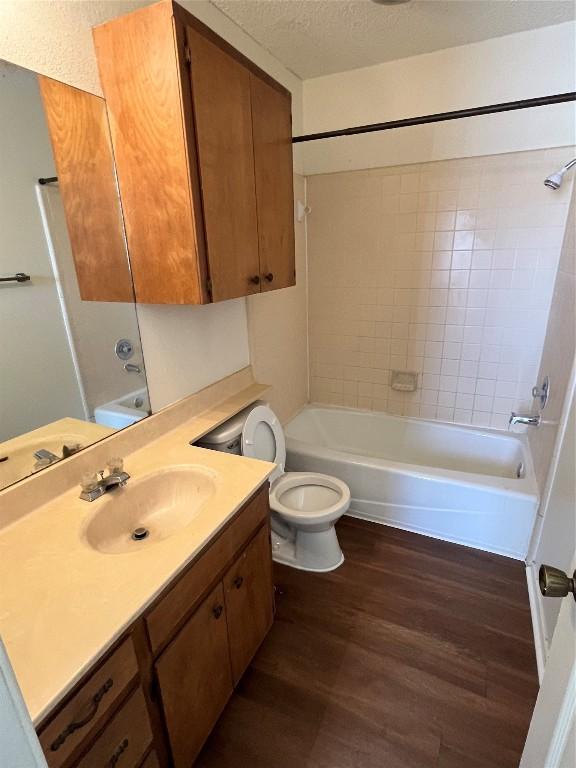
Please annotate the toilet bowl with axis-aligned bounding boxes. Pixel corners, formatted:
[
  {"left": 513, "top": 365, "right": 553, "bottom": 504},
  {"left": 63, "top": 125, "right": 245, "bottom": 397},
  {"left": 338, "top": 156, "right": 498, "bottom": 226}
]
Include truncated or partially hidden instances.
[
  {"left": 198, "top": 403, "right": 350, "bottom": 572},
  {"left": 269, "top": 471, "right": 350, "bottom": 572}
]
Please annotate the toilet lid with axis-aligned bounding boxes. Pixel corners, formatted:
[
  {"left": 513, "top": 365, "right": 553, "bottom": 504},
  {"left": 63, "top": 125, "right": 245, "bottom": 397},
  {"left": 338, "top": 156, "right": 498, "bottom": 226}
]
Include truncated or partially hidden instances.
[{"left": 242, "top": 405, "right": 286, "bottom": 483}]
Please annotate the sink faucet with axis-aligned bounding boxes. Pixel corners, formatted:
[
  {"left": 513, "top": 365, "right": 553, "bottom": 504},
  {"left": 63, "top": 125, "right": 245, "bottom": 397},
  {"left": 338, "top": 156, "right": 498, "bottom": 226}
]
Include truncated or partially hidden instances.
[
  {"left": 509, "top": 412, "right": 541, "bottom": 428},
  {"left": 80, "top": 464, "right": 130, "bottom": 501}
]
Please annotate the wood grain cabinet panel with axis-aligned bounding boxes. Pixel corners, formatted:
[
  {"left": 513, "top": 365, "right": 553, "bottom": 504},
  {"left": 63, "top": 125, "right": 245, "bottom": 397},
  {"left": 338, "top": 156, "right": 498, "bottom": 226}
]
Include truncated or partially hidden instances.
[
  {"left": 250, "top": 75, "right": 295, "bottom": 292},
  {"left": 93, "top": 1, "right": 207, "bottom": 305},
  {"left": 93, "top": 0, "right": 295, "bottom": 305},
  {"left": 155, "top": 582, "right": 233, "bottom": 767},
  {"left": 140, "top": 751, "right": 161, "bottom": 768},
  {"left": 224, "top": 523, "right": 274, "bottom": 684},
  {"left": 76, "top": 688, "right": 152, "bottom": 768},
  {"left": 186, "top": 26, "right": 260, "bottom": 302},
  {"left": 38, "top": 638, "right": 139, "bottom": 768},
  {"left": 38, "top": 77, "right": 134, "bottom": 303}
]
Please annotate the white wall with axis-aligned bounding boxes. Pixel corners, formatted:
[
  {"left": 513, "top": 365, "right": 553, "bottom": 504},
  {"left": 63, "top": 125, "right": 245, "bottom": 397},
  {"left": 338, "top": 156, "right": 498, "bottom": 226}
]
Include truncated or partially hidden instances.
[
  {"left": 137, "top": 300, "right": 250, "bottom": 410},
  {"left": 302, "top": 22, "right": 576, "bottom": 174},
  {"left": 0, "top": 1, "right": 304, "bottom": 413}
]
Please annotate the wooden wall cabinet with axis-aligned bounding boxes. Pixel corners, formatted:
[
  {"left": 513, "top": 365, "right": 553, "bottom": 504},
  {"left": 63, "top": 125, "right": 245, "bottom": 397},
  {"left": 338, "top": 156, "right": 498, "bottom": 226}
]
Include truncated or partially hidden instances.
[
  {"left": 94, "top": 0, "right": 295, "bottom": 305},
  {"left": 37, "top": 485, "right": 273, "bottom": 768}
]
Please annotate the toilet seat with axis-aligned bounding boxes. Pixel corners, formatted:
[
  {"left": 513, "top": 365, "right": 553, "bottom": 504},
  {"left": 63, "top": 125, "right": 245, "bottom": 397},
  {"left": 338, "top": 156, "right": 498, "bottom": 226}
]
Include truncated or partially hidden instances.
[
  {"left": 241, "top": 405, "right": 286, "bottom": 482},
  {"left": 269, "top": 472, "right": 350, "bottom": 526}
]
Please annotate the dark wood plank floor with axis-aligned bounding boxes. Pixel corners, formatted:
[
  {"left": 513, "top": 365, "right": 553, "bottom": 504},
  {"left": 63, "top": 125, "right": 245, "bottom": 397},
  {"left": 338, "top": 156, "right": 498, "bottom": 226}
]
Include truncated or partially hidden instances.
[{"left": 197, "top": 518, "right": 539, "bottom": 768}]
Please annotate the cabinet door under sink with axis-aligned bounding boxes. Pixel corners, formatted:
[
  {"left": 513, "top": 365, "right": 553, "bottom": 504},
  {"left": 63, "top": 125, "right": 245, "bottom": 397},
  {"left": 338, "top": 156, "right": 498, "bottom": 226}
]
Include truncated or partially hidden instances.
[
  {"left": 224, "top": 524, "right": 274, "bottom": 685},
  {"left": 155, "top": 582, "right": 232, "bottom": 767}
]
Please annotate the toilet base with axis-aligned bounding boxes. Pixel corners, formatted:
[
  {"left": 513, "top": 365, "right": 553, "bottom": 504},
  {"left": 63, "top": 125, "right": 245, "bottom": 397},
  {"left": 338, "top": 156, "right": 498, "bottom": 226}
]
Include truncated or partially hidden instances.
[{"left": 271, "top": 526, "right": 344, "bottom": 573}]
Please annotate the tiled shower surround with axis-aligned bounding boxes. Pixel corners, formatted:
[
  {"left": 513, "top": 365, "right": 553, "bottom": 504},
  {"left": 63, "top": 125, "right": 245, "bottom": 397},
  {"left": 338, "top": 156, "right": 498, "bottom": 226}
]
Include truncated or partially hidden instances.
[{"left": 307, "top": 148, "right": 575, "bottom": 429}]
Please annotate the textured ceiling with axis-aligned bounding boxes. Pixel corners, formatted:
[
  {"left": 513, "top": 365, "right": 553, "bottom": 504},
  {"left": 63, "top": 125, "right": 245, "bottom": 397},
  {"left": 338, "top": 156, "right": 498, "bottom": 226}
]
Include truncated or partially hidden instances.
[{"left": 210, "top": 0, "right": 576, "bottom": 78}]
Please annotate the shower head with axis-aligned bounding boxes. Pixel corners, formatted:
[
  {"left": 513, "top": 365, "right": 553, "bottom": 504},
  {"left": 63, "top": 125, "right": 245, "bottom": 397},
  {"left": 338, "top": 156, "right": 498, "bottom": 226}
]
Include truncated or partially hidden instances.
[{"left": 544, "top": 158, "right": 576, "bottom": 190}]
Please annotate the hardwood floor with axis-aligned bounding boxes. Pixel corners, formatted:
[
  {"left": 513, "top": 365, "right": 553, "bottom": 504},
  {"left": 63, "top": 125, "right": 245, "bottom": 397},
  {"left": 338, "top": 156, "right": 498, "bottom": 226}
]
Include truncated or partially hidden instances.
[{"left": 197, "top": 518, "right": 539, "bottom": 767}]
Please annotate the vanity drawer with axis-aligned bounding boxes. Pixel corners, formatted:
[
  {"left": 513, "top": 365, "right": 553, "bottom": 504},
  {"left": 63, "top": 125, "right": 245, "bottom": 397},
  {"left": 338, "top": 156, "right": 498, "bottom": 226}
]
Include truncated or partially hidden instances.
[
  {"left": 76, "top": 687, "right": 152, "bottom": 768},
  {"left": 39, "top": 637, "right": 139, "bottom": 768},
  {"left": 146, "top": 484, "right": 269, "bottom": 653}
]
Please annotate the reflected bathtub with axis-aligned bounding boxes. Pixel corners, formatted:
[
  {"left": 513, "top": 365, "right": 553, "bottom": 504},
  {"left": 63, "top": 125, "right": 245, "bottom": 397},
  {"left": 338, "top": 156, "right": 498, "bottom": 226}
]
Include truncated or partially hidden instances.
[
  {"left": 94, "top": 388, "right": 150, "bottom": 430},
  {"left": 285, "top": 405, "right": 539, "bottom": 560}
]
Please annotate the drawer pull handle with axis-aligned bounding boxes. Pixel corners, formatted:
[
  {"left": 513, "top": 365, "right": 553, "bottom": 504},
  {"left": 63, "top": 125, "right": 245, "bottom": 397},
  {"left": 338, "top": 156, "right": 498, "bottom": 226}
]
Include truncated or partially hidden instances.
[
  {"left": 264, "top": 273, "right": 274, "bottom": 283},
  {"left": 233, "top": 576, "right": 244, "bottom": 589},
  {"left": 249, "top": 275, "right": 260, "bottom": 285},
  {"left": 212, "top": 604, "right": 224, "bottom": 619},
  {"left": 50, "top": 678, "right": 114, "bottom": 751},
  {"left": 108, "top": 738, "right": 129, "bottom": 768}
]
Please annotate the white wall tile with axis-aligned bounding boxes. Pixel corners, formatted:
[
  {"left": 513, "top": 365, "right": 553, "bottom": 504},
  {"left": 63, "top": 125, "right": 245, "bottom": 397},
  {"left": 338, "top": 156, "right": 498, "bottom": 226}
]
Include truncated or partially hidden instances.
[{"left": 307, "top": 148, "right": 574, "bottom": 428}]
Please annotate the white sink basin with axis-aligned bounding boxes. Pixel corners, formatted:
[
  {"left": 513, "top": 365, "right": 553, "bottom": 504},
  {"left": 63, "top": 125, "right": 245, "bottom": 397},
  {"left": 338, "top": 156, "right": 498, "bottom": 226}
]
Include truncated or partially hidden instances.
[{"left": 84, "top": 466, "right": 217, "bottom": 554}]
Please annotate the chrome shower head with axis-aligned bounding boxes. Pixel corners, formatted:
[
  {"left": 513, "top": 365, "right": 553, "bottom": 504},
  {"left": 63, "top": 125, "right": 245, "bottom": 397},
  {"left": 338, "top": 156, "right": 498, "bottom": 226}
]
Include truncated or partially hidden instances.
[{"left": 544, "top": 158, "right": 576, "bottom": 190}]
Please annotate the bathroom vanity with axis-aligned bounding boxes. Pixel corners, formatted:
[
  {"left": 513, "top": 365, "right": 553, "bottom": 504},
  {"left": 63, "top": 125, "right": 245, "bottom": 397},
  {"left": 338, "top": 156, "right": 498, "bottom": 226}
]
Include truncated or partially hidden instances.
[
  {"left": 36, "top": 485, "right": 272, "bottom": 768},
  {"left": 0, "top": 372, "right": 276, "bottom": 768}
]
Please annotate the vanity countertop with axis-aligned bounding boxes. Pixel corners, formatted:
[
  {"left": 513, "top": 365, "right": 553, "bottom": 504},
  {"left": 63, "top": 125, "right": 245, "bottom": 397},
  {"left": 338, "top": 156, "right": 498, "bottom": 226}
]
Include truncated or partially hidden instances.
[{"left": 0, "top": 423, "right": 274, "bottom": 726}]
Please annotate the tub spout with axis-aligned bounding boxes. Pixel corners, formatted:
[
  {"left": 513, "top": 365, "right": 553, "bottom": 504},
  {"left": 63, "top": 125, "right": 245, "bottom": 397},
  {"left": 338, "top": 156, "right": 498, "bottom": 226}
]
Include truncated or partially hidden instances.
[{"left": 509, "top": 412, "right": 541, "bottom": 428}]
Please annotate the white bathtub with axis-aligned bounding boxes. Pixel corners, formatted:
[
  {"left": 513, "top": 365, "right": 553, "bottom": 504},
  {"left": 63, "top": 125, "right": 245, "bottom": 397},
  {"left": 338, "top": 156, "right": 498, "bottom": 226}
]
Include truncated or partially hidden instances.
[
  {"left": 94, "top": 388, "right": 150, "bottom": 429},
  {"left": 285, "top": 406, "right": 539, "bottom": 560}
]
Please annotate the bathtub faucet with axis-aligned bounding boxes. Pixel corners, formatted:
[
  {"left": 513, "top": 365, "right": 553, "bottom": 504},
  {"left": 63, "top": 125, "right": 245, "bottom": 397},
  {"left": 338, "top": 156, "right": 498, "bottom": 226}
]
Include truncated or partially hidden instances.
[{"left": 509, "top": 412, "right": 541, "bottom": 428}]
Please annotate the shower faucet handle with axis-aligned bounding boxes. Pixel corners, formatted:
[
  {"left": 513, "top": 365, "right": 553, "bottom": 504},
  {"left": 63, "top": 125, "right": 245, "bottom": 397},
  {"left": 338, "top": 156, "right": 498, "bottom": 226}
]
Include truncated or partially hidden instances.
[{"left": 531, "top": 376, "right": 550, "bottom": 409}]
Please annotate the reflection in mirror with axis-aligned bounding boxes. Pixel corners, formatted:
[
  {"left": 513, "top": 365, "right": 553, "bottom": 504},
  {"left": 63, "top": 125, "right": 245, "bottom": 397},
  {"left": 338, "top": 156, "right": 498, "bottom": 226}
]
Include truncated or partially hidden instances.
[{"left": 0, "top": 61, "right": 149, "bottom": 491}]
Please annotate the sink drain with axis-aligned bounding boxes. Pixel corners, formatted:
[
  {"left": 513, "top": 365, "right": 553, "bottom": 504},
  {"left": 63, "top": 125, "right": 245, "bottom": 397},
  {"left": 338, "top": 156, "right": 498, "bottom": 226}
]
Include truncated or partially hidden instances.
[{"left": 131, "top": 527, "right": 150, "bottom": 541}]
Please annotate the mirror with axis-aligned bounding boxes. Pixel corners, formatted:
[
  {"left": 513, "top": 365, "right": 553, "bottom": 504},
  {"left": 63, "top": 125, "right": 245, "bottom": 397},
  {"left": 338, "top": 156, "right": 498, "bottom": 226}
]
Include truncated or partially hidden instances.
[{"left": 0, "top": 60, "right": 149, "bottom": 491}]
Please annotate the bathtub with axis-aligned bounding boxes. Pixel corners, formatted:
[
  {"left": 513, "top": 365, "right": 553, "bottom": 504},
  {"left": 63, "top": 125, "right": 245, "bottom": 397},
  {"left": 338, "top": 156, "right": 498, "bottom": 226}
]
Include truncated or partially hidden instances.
[
  {"left": 285, "top": 405, "right": 539, "bottom": 560},
  {"left": 94, "top": 388, "right": 150, "bottom": 429}
]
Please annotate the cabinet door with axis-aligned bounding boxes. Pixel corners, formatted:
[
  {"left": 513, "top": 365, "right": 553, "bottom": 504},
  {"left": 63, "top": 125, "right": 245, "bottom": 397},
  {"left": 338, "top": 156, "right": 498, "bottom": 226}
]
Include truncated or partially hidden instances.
[
  {"left": 224, "top": 524, "right": 274, "bottom": 684},
  {"left": 186, "top": 26, "right": 260, "bottom": 302},
  {"left": 155, "top": 582, "right": 232, "bottom": 768},
  {"left": 94, "top": 2, "right": 208, "bottom": 305},
  {"left": 250, "top": 74, "right": 295, "bottom": 292},
  {"left": 38, "top": 76, "right": 135, "bottom": 303}
]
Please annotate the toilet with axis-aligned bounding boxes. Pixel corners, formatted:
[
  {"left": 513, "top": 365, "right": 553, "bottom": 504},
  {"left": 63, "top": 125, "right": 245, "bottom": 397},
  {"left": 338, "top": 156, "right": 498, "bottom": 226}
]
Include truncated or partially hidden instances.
[{"left": 197, "top": 403, "right": 350, "bottom": 572}]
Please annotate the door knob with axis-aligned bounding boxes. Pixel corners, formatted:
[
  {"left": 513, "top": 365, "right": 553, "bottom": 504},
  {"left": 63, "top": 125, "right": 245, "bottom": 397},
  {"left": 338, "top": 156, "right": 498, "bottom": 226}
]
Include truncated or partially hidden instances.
[
  {"left": 263, "top": 273, "right": 274, "bottom": 283},
  {"left": 249, "top": 275, "right": 260, "bottom": 285},
  {"left": 539, "top": 564, "right": 576, "bottom": 601}
]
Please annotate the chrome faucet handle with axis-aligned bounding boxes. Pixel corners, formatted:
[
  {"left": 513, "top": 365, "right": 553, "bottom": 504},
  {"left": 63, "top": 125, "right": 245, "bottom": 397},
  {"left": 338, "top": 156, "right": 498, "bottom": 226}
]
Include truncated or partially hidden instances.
[{"left": 532, "top": 376, "right": 550, "bottom": 409}]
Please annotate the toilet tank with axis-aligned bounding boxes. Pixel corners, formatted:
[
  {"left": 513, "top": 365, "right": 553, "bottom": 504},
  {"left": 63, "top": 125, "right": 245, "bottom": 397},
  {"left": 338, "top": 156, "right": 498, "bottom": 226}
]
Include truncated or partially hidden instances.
[{"left": 195, "top": 401, "right": 265, "bottom": 454}]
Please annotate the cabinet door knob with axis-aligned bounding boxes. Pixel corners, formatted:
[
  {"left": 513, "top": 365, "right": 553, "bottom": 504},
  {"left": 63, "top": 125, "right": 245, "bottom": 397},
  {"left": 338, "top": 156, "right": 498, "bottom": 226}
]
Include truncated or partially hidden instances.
[
  {"left": 264, "top": 273, "right": 274, "bottom": 283},
  {"left": 233, "top": 575, "right": 244, "bottom": 590},
  {"left": 249, "top": 275, "right": 261, "bottom": 285},
  {"left": 212, "top": 604, "right": 224, "bottom": 619}
]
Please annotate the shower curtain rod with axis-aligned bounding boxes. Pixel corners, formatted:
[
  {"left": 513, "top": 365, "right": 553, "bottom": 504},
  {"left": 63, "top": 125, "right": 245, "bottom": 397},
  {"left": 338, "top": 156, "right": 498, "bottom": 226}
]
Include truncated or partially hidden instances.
[{"left": 292, "top": 92, "right": 576, "bottom": 143}]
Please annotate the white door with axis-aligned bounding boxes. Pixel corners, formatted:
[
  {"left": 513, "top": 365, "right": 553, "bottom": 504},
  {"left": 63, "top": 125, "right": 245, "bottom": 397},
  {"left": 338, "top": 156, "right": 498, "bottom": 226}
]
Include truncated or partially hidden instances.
[{"left": 520, "top": 384, "right": 576, "bottom": 767}]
